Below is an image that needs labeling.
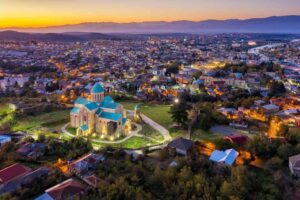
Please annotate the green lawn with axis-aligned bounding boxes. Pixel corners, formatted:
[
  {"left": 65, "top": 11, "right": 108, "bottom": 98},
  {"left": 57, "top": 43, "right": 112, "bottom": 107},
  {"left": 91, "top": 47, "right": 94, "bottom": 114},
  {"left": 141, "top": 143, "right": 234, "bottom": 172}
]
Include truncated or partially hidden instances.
[
  {"left": 0, "top": 104, "right": 16, "bottom": 130},
  {"left": 139, "top": 123, "right": 164, "bottom": 142},
  {"left": 118, "top": 136, "right": 158, "bottom": 149},
  {"left": 120, "top": 101, "right": 173, "bottom": 128},
  {"left": 66, "top": 126, "right": 77, "bottom": 135},
  {"left": 169, "top": 127, "right": 222, "bottom": 142},
  {"left": 89, "top": 136, "right": 158, "bottom": 149},
  {"left": 31, "top": 129, "right": 71, "bottom": 141},
  {"left": 0, "top": 104, "right": 14, "bottom": 115},
  {"left": 12, "top": 110, "right": 70, "bottom": 131}
]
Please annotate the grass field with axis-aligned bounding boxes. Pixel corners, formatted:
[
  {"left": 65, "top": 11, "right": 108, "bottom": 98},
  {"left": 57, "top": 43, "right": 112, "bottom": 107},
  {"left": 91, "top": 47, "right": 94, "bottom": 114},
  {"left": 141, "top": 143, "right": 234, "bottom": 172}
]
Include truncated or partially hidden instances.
[
  {"left": 118, "top": 136, "right": 158, "bottom": 149},
  {"left": 66, "top": 126, "right": 77, "bottom": 135},
  {"left": 89, "top": 136, "right": 158, "bottom": 149},
  {"left": 170, "top": 127, "right": 222, "bottom": 142},
  {"left": 120, "top": 101, "right": 173, "bottom": 128},
  {"left": 0, "top": 104, "right": 16, "bottom": 130},
  {"left": 120, "top": 101, "right": 222, "bottom": 142},
  {"left": 12, "top": 110, "right": 70, "bottom": 132},
  {"left": 0, "top": 104, "right": 13, "bottom": 115},
  {"left": 139, "top": 123, "right": 164, "bottom": 142}
]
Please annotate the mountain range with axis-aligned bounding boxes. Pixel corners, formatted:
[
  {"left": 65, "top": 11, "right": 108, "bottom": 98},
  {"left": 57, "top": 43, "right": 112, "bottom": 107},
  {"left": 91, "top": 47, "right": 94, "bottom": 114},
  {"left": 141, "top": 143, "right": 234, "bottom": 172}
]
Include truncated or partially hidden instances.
[
  {"left": 1, "top": 15, "right": 300, "bottom": 34},
  {"left": 0, "top": 31, "right": 120, "bottom": 42}
]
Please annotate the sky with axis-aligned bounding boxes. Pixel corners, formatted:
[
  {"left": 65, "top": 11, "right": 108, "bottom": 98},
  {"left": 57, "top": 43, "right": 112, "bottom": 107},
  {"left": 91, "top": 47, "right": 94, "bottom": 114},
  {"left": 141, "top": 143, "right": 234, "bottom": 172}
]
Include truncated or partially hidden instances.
[{"left": 0, "top": 0, "right": 300, "bottom": 28}]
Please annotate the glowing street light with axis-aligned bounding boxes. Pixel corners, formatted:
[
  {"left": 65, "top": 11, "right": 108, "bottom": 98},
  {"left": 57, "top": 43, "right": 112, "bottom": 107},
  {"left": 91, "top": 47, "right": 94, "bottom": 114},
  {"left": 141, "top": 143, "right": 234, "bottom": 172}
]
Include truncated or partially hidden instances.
[{"left": 174, "top": 98, "right": 180, "bottom": 104}]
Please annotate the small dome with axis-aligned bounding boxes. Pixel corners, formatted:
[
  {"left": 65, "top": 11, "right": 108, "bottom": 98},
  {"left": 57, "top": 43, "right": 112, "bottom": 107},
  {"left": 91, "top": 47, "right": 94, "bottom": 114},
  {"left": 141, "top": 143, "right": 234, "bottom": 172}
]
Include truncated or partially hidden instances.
[{"left": 91, "top": 83, "right": 104, "bottom": 93}]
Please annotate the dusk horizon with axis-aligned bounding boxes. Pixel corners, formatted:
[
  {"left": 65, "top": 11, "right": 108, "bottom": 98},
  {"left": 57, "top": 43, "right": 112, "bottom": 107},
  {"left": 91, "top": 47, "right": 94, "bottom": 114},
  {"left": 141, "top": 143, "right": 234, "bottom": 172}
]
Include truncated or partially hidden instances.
[
  {"left": 1, "top": 14, "right": 299, "bottom": 29},
  {"left": 1, "top": 15, "right": 299, "bottom": 34},
  {"left": 1, "top": 0, "right": 300, "bottom": 28}
]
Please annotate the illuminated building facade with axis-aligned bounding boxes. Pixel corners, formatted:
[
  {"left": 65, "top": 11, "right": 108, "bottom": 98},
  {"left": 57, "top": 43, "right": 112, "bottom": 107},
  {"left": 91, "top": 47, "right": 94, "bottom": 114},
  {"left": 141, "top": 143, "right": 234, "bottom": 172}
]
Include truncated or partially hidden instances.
[{"left": 70, "top": 83, "right": 131, "bottom": 139}]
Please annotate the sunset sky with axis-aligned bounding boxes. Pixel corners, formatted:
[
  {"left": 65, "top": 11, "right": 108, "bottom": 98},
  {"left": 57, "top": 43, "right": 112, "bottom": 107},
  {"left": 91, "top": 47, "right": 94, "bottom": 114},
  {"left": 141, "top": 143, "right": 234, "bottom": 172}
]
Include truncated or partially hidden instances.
[{"left": 1, "top": 0, "right": 300, "bottom": 28}]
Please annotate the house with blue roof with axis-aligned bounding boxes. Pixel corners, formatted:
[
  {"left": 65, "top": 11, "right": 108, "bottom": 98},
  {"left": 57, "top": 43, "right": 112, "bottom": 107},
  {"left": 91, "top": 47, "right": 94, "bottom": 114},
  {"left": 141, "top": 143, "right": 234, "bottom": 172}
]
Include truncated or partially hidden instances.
[
  {"left": 0, "top": 135, "right": 11, "bottom": 146},
  {"left": 209, "top": 148, "right": 239, "bottom": 166},
  {"left": 70, "top": 83, "right": 131, "bottom": 139}
]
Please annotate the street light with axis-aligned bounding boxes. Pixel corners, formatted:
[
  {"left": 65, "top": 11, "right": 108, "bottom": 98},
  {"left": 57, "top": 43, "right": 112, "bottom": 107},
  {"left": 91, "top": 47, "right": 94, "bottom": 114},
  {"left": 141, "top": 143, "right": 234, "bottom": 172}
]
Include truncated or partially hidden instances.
[{"left": 174, "top": 98, "right": 179, "bottom": 104}]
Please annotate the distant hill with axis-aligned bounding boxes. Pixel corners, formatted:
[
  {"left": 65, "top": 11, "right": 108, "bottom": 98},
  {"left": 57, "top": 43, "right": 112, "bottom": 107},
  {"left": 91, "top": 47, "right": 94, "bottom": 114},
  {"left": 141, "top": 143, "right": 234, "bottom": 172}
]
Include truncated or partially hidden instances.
[
  {"left": 0, "top": 31, "right": 118, "bottom": 41},
  {"left": 2, "top": 15, "right": 300, "bottom": 34}
]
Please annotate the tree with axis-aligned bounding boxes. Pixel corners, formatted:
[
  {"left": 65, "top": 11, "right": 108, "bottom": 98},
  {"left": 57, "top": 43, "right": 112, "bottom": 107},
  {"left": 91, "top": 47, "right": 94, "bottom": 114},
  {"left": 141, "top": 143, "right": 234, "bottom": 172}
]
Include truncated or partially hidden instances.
[
  {"left": 247, "top": 135, "right": 272, "bottom": 159},
  {"left": 266, "top": 156, "right": 283, "bottom": 171},
  {"left": 22, "top": 136, "right": 35, "bottom": 143},
  {"left": 220, "top": 166, "right": 251, "bottom": 199},
  {"left": 0, "top": 142, "right": 15, "bottom": 162},
  {"left": 214, "top": 138, "right": 236, "bottom": 150},
  {"left": 165, "top": 63, "right": 179, "bottom": 76},
  {"left": 192, "top": 71, "right": 202, "bottom": 80},
  {"left": 187, "top": 105, "right": 201, "bottom": 138},
  {"left": 37, "top": 134, "right": 46, "bottom": 143},
  {"left": 277, "top": 143, "right": 296, "bottom": 161},
  {"left": 170, "top": 100, "right": 189, "bottom": 127},
  {"left": 198, "top": 114, "right": 212, "bottom": 131},
  {"left": 268, "top": 81, "right": 286, "bottom": 96},
  {"left": 0, "top": 193, "right": 13, "bottom": 200},
  {"left": 67, "top": 137, "right": 93, "bottom": 158}
]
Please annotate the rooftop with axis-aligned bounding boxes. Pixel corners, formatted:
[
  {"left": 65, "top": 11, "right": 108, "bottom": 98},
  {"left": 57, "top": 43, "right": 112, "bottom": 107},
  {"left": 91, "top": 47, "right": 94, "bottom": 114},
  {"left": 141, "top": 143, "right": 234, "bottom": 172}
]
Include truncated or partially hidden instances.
[
  {"left": 79, "top": 124, "right": 89, "bottom": 132},
  {"left": 45, "top": 178, "right": 85, "bottom": 200},
  {"left": 91, "top": 83, "right": 104, "bottom": 93},
  {"left": 75, "top": 97, "right": 90, "bottom": 105},
  {"left": 98, "top": 111, "right": 122, "bottom": 121},
  {"left": 100, "top": 101, "right": 118, "bottom": 109},
  {"left": 168, "top": 137, "right": 194, "bottom": 151},
  {"left": 0, "top": 163, "right": 32, "bottom": 184},
  {"left": 209, "top": 148, "right": 239, "bottom": 166},
  {"left": 70, "top": 107, "right": 80, "bottom": 114},
  {"left": 289, "top": 154, "right": 300, "bottom": 169},
  {"left": 85, "top": 102, "right": 98, "bottom": 111}
]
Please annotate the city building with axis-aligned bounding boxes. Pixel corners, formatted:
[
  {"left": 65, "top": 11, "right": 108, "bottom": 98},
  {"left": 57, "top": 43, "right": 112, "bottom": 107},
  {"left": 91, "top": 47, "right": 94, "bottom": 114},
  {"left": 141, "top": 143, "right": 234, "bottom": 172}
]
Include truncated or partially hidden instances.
[{"left": 70, "top": 83, "right": 131, "bottom": 139}]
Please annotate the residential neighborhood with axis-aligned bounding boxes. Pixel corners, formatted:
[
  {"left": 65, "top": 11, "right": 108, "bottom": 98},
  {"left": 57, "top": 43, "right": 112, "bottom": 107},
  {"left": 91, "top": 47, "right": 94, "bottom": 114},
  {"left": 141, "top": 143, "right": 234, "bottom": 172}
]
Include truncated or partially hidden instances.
[{"left": 0, "top": 15, "right": 300, "bottom": 200}]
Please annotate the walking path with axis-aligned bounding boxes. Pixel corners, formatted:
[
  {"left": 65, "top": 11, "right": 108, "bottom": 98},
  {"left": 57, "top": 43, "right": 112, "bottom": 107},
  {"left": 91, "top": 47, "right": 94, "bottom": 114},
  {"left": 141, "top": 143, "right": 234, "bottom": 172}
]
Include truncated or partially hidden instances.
[{"left": 126, "top": 110, "right": 171, "bottom": 142}]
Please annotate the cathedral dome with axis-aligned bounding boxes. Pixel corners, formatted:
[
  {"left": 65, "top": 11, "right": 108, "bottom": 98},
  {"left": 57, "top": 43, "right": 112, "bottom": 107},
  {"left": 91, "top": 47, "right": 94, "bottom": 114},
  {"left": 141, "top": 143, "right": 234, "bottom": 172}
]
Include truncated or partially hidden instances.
[{"left": 91, "top": 83, "right": 104, "bottom": 93}]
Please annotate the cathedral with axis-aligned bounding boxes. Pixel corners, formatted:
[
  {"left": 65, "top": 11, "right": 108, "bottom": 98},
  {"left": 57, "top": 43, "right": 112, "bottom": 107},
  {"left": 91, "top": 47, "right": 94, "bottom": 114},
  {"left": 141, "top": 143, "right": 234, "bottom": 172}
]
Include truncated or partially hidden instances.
[{"left": 70, "top": 83, "right": 131, "bottom": 140}]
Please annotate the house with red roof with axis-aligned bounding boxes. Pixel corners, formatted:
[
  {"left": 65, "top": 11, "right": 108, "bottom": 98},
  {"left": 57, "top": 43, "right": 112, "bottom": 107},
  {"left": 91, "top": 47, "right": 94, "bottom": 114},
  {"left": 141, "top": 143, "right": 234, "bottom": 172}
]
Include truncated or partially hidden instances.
[
  {"left": 225, "top": 134, "right": 248, "bottom": 146},
  {"left": 0, "top": 163, "right": 32, "bottom": 184},
  {"left": 68, "top": 153, "right": 105, "bottom": 175},
  {"left": 35, "top": 178, "right": 85, "bottom": 200},
  {"left": 0, "top": 163, "right": 48, "bottom": 195},
  {"left": 83, "top": 174, "right": 107, "bottom": 188}
]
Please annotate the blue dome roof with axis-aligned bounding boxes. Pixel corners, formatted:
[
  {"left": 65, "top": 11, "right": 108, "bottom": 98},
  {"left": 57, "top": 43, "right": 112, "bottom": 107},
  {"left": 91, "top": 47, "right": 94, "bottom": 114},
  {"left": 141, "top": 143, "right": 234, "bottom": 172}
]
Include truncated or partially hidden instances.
[{"left": 91, "top": 83, "right": 104, "bottom": 93}]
